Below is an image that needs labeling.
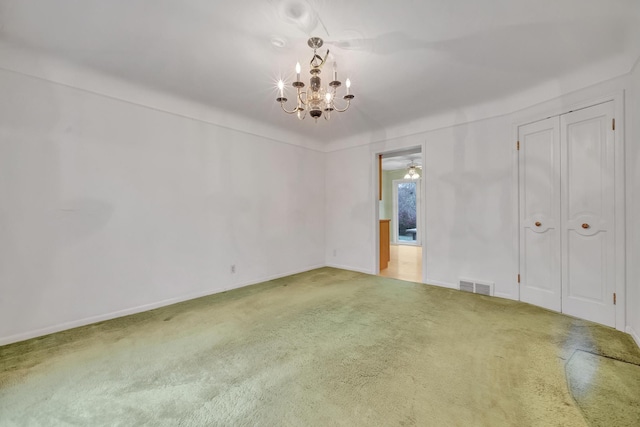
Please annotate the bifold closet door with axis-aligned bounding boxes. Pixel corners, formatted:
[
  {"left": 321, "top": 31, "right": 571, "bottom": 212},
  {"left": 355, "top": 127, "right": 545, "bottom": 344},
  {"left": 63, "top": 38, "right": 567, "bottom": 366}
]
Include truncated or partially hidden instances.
[
  {"left": 518, "top": 101, "right": 617, "bottom": 327},
  {"left": 560, "top": 102, "right": 616, "bottom": 327},
  {"left": 518, "top": 117, "right": 562, "bottom": 312}
]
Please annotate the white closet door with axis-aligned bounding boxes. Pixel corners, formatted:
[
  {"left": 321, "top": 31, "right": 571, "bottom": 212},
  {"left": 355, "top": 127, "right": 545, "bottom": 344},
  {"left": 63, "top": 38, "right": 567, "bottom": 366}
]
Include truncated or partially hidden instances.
[
  {"left": 518, "top": 117, "right": 561, "bottom": 311},
  {"left": 560, "top": 102, "right": 616, "bottom": 327}
]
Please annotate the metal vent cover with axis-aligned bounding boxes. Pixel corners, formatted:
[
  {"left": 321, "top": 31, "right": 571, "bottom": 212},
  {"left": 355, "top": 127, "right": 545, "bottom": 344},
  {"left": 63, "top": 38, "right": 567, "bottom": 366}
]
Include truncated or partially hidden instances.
[
  {"left": 459, "top": 278, "right": 494, "bottom": 297},
  {"left": 459, "top": 280, "right": 474, "bottom": 293},
  {"left": 475, "top": 283, "right": 492, "bottom": 296}
]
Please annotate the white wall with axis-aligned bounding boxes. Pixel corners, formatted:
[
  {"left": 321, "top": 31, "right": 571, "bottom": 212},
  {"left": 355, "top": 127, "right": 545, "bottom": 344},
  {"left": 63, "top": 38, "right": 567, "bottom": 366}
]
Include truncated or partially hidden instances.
[
  {"left": 421, "top": 117, "right": 515, "bottom": 297},
  {"left": 0, "top": 68, "right": 325, "bottom": 344},
  {"left": 325, "top": 144, "right": 375, "bottom": 273},
  {"left": 626, "top": 59, "right": 640, "bottom": 346}
]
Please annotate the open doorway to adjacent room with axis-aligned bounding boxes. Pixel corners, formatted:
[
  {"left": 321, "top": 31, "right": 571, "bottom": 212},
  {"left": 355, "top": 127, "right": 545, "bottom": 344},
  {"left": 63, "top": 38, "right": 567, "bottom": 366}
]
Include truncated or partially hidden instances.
[{"left": 378, "top": 147, "right": 423, "bottom": 283}]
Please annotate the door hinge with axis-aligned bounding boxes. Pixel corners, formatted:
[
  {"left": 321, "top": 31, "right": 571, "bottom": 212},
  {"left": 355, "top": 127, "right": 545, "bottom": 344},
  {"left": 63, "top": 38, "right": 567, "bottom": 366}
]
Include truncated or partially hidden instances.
[
  {"left": 517, "top": 274, "right": 520, "bottom": 283},
  {"left": 612, "top": 118, "right": 615, "bottom": 131},
  {"left": 613, "top": 293, "right": 617, "bottom": 305},
  {"left": 516, "top": 141, "right": 520, "bottom": 150}
]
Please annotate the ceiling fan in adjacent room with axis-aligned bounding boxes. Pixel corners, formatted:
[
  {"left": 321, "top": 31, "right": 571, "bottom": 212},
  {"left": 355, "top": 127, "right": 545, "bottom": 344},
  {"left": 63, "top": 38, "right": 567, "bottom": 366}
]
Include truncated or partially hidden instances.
[{"left": 404, "top": 161, "right": 422, "bottom": 179}]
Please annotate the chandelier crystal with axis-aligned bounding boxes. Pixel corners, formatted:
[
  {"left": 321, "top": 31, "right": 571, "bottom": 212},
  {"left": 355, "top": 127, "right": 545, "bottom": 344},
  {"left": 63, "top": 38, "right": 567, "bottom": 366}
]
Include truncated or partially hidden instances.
[{"left": 276, "top": 37, "right": 354, "bottom": 122}]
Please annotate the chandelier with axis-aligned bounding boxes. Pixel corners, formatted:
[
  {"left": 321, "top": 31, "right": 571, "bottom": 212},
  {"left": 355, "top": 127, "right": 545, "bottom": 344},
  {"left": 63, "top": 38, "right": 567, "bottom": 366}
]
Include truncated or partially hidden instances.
[
  {"left": 404, "top": 162, "right": 421, "bottom": 180},
  {"left": 276, "top": 37, "right": 354, "bottom": 122}
]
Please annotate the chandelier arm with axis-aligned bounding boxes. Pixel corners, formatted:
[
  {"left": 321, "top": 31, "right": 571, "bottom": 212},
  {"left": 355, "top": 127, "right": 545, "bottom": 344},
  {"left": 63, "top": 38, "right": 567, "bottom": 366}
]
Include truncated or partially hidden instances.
[
  {"left": 332, "top": 99, "right": 351, "bottom": 113},
  {"left": 279, "top": 101, "right": 300, "bottom": 114},
  {"left": 297, "top": 91, "right": 308, "bottom": 106}
]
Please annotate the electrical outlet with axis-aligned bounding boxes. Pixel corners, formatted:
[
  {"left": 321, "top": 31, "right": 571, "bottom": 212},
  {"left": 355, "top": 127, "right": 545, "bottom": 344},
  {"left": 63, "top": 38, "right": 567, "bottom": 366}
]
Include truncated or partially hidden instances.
[{"left": 231, "top": 265, "right": 236, "bottom": 274}]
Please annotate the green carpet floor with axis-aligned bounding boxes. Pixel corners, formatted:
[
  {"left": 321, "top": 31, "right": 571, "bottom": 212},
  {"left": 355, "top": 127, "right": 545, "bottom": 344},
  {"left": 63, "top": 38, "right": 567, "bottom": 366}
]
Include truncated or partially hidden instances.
[{"left": 1, "top": 268, "right": 639, "bottom": 426}]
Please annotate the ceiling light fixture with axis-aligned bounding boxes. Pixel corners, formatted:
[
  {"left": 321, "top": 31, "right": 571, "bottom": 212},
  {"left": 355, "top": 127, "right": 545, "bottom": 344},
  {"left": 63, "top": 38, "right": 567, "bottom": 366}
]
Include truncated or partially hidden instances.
[
  {"left": 404, "top": 162, "right": 420, "bottom": 180},
  {"left": 276, "top": 37, "right": 354, "bottom": 122}
]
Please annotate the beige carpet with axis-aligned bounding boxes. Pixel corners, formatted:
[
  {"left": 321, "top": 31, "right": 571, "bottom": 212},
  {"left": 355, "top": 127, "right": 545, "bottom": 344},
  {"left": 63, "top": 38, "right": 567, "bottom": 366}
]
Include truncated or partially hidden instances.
[{"left": 1, "top": 268, "right": 639, "bottom": 426}]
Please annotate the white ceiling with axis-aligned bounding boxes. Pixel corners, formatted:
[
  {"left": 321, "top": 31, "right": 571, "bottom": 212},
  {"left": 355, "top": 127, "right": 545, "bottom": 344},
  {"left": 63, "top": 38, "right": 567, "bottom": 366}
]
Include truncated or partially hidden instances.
[
  {"left": 382, "top": 155, "right": 422, "bottom": 172},
  {"left": 1, "top": 0, "right": 639, "bottom": 144},
  {"left": 381, "top": 147, "right": 422, "bottom": 171}
]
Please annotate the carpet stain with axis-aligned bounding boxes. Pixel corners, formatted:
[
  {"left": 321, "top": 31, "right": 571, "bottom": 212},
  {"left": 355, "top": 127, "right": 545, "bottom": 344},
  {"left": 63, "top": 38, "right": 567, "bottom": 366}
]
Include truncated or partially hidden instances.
[
  {"left": 566, "top": 350, "right": 640, "bottom": 426},
  {"left": 1, "top": 268, "right": 639, "bottom": 426}
]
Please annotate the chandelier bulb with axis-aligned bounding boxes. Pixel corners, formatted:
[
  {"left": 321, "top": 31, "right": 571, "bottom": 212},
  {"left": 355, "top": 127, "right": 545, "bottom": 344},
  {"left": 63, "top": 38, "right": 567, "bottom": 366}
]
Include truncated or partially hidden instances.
[
  {"left": 295, "top": 62, "right": 301, "bottom": 81},
  {"left": 277, "top": 80, "right": 284, "bottom": 97}
]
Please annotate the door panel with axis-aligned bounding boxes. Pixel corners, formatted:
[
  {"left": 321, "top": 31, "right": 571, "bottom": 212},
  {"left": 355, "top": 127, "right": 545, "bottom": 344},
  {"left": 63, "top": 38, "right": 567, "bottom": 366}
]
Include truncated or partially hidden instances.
[
  {"left": 561, "top": 102, "right": 616, "bottom": 327},
  {"left": 566, "top": 119, "right": 606, "bottom": 219},
  {"left": 518, "top": 117, "right": 561, "bottom": 311},
  {"left": 524, "top": 228, "right": 556, "bottom": 292},
  {"left": 566, "top": 231, "right": 605, "bottom": 301}
]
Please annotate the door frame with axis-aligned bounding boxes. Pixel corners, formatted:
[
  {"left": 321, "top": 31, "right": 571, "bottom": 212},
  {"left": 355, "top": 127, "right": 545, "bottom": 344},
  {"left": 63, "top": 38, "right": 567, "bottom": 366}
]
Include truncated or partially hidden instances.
[{"left": 511, "top": 91, "right": 626, "bottom": 331}]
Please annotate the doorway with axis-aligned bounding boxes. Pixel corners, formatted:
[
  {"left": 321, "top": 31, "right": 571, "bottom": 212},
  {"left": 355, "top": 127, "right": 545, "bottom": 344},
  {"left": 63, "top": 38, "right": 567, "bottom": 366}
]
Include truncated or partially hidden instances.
[{"left": 378, "top": 148, "right": 423, "bottom": 283}]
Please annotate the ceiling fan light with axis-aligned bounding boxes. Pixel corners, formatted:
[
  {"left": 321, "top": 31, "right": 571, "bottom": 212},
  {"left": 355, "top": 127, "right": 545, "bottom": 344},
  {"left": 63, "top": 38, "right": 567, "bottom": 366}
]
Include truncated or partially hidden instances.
[{"left": 404, "top": 162, "right": 421, "bottom": 180}]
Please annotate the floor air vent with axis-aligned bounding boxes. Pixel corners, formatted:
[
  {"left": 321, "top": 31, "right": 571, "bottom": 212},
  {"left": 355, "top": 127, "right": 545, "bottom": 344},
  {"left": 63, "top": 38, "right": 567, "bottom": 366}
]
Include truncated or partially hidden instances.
[
  {"left": 459, "top": 278, "right": 494, "bottom": 296},
  {"left": 459, "top": 280, "right": 474, "bottom": 293}
]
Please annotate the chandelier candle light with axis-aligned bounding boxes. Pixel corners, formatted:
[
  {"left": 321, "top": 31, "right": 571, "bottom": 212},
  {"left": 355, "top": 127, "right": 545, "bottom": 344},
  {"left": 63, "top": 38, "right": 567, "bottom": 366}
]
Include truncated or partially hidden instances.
[{"left": 276, "top": 37, "right": 354, "bottom": 121}]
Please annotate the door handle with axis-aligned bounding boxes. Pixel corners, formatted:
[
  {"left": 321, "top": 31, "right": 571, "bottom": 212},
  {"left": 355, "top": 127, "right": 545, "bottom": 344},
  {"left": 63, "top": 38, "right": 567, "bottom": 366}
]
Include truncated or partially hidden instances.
[
  {"left": 535, "top": 221, "right": 541, "bottom": 227},
  {"left": 582, "top": 223, "right": 590, "bottom": 229}
]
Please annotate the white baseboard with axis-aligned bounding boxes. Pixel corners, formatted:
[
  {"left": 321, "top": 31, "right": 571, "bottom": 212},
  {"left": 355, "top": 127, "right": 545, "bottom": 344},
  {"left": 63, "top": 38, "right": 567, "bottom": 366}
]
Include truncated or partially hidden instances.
[
  {"left": 223, "top": 264, "right": 326, "bottom": 292},
  {"left": 494, "top": 291, "right": 518, "bottom": 301},
  {"left": 424, "top": 278, "right": 458, "bottom": 290},
  {"left": 325, "top": 263, "right": 375, "bottom": 275},
  {"left": 425, "top": 278, "right": 516, "bottom": 301},
  {"left": 0, "top": 264, "right": 325, "bottom": 346},
  {"left": 626, "top": 326, "right": 640, "bottom": 349}
]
